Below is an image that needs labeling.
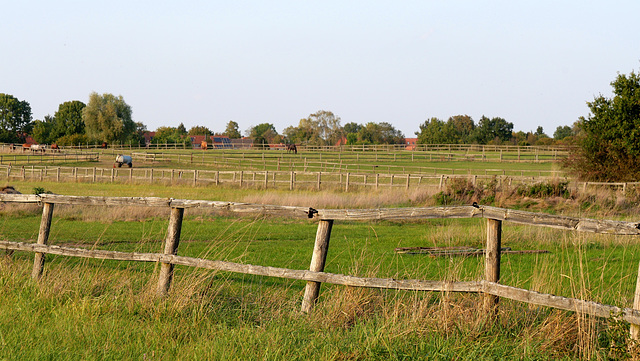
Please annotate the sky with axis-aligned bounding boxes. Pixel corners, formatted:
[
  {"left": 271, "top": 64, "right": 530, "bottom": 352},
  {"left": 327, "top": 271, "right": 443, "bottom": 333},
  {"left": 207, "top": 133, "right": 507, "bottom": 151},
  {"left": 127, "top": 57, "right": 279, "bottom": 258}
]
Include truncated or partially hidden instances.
[{"left": 3, "top": 1, "right": 640, "bottom": 138}]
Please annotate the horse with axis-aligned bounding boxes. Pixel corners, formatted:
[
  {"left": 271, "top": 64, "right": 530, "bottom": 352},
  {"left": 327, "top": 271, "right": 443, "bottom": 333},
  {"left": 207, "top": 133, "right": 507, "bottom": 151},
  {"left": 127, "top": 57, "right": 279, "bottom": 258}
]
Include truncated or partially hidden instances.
[{"left": 286, "top": 144, "right": 297, "bottom": 154}]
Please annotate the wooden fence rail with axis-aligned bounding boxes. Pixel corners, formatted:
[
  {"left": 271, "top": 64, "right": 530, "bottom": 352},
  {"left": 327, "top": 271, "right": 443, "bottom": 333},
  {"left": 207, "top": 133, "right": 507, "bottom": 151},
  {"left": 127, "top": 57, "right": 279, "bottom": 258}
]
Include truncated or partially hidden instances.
[
  {"left": 5, "top": 165, "right": 637, "bottom": 194},
  {"left": 1, "top": 194, "right": 640, "bottom": 340}
]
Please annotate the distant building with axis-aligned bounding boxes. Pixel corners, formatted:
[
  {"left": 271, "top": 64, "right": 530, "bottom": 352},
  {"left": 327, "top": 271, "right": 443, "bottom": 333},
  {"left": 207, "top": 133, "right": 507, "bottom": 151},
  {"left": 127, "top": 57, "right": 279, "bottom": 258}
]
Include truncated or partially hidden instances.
[
  {"left": 143, "top": 131, "right": 156, "bottom": 146},
  {"left": 190, "top": 135, "right": 207, "bottom": 149},
  {"left": 211, "top": 136, "right": 232, "bottom": 149},
  {"left": 404, "top": 138, "right": 417, "bottom": 150}
]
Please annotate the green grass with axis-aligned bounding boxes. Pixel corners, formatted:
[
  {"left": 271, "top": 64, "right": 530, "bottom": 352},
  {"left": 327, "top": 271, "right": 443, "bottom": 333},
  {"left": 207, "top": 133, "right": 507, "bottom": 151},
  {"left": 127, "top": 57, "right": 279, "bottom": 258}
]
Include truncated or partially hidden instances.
[{"left": 1, "top": 176, "right": 639, "bottom": 359}]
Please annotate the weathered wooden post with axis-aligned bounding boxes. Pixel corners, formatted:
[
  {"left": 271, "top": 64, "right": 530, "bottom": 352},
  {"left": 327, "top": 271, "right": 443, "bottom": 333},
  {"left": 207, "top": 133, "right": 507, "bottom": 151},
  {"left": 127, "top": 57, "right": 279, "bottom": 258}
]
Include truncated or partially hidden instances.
[
  {"left": 301, "top": 219, "right": 334, "bottom": 313},
  {"left": 345, "top": 172, "right": 350, "bottom": 192},
  {"left": 317, "top": 172, "right": 321, "bottom": 191},
  {"left": 630, "top": 261, "right": 640, "bottom": 340},
  {"left": 157, "top": 207, "right": 185, "bottom": 297},
  {"left": 31, "top": 202, "right": 55, "bottom": 279},
  {"left": 289, "top": 171, "right": 295, "bottom": 190},
  {"left": 484, "top": 218, "right": 502, "bottom": 316}
]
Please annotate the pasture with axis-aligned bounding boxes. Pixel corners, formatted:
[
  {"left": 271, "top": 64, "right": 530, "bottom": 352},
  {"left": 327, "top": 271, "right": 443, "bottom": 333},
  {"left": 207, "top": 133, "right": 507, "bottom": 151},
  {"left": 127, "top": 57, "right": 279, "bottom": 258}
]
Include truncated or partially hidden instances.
[{"left": 1, "top": 147, "right": 640, "bottom": 359}]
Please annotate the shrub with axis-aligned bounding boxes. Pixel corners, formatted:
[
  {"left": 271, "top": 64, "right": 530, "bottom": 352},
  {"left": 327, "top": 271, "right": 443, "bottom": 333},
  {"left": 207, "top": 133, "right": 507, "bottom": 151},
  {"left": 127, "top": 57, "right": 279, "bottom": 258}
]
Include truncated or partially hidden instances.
[{"left": 515, "top": 181, "right": 570, "bottom": 198}]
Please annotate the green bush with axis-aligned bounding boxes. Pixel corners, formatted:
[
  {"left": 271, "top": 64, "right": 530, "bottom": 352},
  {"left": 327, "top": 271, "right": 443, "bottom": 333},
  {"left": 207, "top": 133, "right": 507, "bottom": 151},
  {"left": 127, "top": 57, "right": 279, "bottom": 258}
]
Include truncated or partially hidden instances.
[{"left": 515, "top": 181, "right": 570, "bottom": 198}]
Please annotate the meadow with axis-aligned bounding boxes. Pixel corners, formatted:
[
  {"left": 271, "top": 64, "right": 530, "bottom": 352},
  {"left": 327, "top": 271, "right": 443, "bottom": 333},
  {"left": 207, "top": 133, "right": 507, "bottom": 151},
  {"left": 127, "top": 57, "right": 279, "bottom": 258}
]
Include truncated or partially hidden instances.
[{"left": 1, "top": 147, "right": 639, "bottom": 359}]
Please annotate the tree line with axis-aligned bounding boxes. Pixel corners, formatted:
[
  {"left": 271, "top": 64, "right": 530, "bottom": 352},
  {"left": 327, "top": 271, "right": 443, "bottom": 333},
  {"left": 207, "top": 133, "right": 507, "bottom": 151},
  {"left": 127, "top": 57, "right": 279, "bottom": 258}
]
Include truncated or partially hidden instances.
[
  {"left": 3, "top": 65, "right": 640, "bottom": 182},
  {"left": 0, "top": 92, "right": 577, "bottom": 148}
]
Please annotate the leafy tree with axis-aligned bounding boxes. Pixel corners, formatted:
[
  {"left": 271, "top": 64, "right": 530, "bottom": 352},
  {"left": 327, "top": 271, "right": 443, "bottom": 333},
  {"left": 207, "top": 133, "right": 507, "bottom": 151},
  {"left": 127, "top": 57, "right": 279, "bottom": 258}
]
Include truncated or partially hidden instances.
[
  {"left": 53, "top": 100, "right": 86, "bottom": 140},
  {"left": 177, "top": 123, "right": 187, "bottom": 134},
  {"left": 565, "top": 69, "right": 640, "bottom": 181},
  {"left": 284, "top": 110, "right": 343, "bottom": 146},
  {"left": 224, "top": 121, "right": 241, "bottom": 138},
  {"left": 357, "top": 122, "right": 404, "bottom": 144},
  {"left": 343, "top": 122, "right": 362, "bottom": 134},
  {"left": 152, "top": 126, "right": 191, "bottom": 145},
  {"left": 82, "top": 92, "right": 136, "bottom": 144},
  {"left": 32, "top": 115, "right": 56, "bottom": 144},
  {"left": 56, "top": 133, "right": 90, "bottom": 146},
  {"left": 0, "top": 93, "right": 32, "bottom": 142},
  {"left": 472, "top": 116, "right": 513, "bottom": 144},
  {"left": 249, "top": 123, "right": 278, "bottom": 147},
  {"left": 416, "top": 118, "right": 447, "bottom": 144},
  {"left": 534, "top": 126, "right": 547, "bottom": 138},
  {"left": 442, "top": 115, "right": 475, "bottom": 144},
  {"left": 553, "top": 125, "right": 573, "bottom": 140},
  {"left": 346, "top": 133, "right": 358, "bottom": 145},
  {"left": 188, "top": 125, "right": 212, "bottom": 136}
]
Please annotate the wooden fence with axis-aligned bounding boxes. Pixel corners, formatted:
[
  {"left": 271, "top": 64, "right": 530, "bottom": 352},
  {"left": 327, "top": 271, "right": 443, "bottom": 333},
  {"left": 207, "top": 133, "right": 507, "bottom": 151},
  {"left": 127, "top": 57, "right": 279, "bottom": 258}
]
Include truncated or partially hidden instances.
[
  {"left": 4, "top": 164, "right": 637, "bottom": 194},
  {"left": 1, "top": 194, "right": 640, "bottom": 338},
  {"left": 0, "top": 152, "right": 98, "bottom": 166},
  {"left": 1, "top": 164, "right": 573, "bottom": 191}
]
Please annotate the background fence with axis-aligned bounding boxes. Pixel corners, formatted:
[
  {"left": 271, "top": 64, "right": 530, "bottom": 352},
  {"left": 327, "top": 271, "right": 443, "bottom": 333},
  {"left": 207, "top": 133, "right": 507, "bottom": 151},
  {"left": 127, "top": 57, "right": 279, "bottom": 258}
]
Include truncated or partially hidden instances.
[
  {"left": 3, "top": 164, "right": 637, "bottom": 194},
  {"left": 1, "top": 193, "right": 640, "bottom": 339}
]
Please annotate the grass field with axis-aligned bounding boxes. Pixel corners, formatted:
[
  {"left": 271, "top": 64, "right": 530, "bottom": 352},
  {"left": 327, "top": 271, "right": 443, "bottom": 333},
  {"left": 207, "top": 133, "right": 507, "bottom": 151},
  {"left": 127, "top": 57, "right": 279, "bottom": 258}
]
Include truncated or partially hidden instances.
[{"left": 1, "top": 151, "right": 640, "bottom": 359}]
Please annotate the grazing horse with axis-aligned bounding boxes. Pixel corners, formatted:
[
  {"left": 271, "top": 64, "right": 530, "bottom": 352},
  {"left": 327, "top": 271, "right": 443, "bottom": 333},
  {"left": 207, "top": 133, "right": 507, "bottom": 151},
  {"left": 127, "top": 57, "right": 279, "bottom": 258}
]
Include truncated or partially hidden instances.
[{"left": 286, "top": 144, "right": 297, "bottom": 154}]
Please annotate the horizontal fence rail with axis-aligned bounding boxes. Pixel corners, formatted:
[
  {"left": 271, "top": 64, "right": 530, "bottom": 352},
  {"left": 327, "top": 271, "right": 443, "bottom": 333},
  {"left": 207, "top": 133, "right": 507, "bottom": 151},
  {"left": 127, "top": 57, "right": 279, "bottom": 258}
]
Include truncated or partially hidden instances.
[
  {"left": 2, "top": 164, "right": 636, "bottom": 195},
  {"left": 1, "top": 193, "right": 640, "bottom": 340}
]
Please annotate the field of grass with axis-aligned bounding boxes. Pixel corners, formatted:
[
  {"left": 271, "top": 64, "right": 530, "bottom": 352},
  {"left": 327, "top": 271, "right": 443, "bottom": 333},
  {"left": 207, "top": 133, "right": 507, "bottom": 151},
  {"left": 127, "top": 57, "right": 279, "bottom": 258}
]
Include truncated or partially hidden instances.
[{"left": 1, "top": 154, "right": 640, "bottom": 359}]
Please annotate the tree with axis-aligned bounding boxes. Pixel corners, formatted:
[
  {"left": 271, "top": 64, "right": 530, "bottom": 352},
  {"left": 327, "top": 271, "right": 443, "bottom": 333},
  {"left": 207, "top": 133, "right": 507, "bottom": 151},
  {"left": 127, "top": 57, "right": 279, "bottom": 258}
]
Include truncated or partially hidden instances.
[
  {"left": 442, "top": 115, "right": 475, "bottom": 144},
  {"left": 53, "top": 100, "right": 86, "bottom": 140},
  {"left": 553, "top": 125, "right": 573, "bottom": 140},
  {"left": 0, "top": 93, "right": 32, "bottom": 142},
  {"left": 82, "top": 92, "right": 136, "bottom": 144},
  {"left": 224, "top": 121, "right": 241, "bottom": 138},
  {"left": 32, "top": 115, "right": 56, "bottom": 144},
  {"left": 472, "top": 116, "right": 513, "bottom": 144},
  {"left": 188, "top": 125, "right": 212, "bottom": 136},
  {"left": 152, "top": 126, "right": 191, "bottom": 145},
  {"left": 284, "top": 110, "right": 343, "bottom": 146},
  {"left": 357, "top": 122, "right": 404, "bottom": 144},
  {"left": 343, "top": 122, "right": 362, "bottom": 134},
  {"left": 416, "top": 118, "right": 447, "bottom": 144},
  {"left": 249, "top": 123, "right": 278, "bottom": 147},
  {"left": 565, "top": 69, "right": 640, "bottom": 181}
]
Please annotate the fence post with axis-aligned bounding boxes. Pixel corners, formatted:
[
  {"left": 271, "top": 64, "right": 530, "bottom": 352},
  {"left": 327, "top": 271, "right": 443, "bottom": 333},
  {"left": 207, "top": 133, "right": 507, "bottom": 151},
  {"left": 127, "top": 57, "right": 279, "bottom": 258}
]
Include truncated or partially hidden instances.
[
  {"left": 193, "top": 170, "right": 197, "bottom": 186},
  {"left": 345, "top": 172, "right": 350, "bottom": 192},
  {"left": 157, "top": 207, "right": 185, "bottom": 297},
  {"left": 290, "top": 171, "right": 294, "bottom": 190},
  {"left": 301, "top": 219, "right": 334, "bottom": 313},
  {"left": 31, "top": 202, "right": 55, "bottom": 279},
  {"left": 484, "top": 218, "right": 502, "bottom": 316},
  {"left": 317, "top": 172, "right": 321, "bottom": 191},
  {"left": 406, "top": 174, "right": 410, "bottom": 190},
  {"left": 631, "top": 261, "right": 640, "bottom": 340}
]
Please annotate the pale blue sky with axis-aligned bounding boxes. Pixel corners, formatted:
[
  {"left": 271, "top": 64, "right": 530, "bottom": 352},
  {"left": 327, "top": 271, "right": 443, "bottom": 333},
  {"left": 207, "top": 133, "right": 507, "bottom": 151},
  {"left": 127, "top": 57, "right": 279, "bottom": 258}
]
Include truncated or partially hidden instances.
[{"left": 3, "top": 1, "right": 639, "bottom": 137}]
